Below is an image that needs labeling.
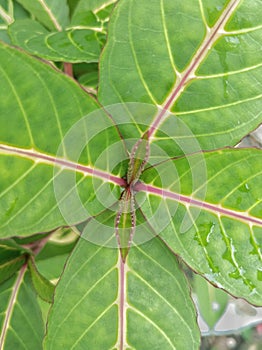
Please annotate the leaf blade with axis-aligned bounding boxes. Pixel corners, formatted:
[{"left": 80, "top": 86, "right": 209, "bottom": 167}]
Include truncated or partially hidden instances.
[
  {"left": 98, "top": 0, "right": 262, "bottom": 149},
  {"left": 140, "top": 148, "right": 262, "bottom": 304}
]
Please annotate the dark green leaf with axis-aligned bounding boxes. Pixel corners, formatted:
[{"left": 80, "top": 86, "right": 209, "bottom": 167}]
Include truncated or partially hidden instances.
[
  {"left": 0, "top": 269, "right": 45, "bottom": 349},
  {"left": 28, "top": 257, "right": 55, "bottom": 303}
]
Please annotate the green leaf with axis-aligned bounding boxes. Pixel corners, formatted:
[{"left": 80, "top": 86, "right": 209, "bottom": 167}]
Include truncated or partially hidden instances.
[
  {"left": 8, "top": 19, "right": 102, "bottom": 63},
  {"left": 0, "top": 0, "right": 30, "bottom": 43},
  {"left": 16, "top": 0, "right": 69, "bottom": 31},
  {"left": 0, "top": 239, "right": 30, "bottom": 284},
  {"left": 140, "top": 148, "right": 262, "bottom": 305},
  {"left": 194, "top": 273, "right": 228, "bottom": 329},
  {"left": 98, "top": 0, "right": 262, "bottom": 152},
  {"left": 28, "top": 256, "right": 55, "bottom": 303},
  {"left": 71, "top": 0, "right": 117, "bottom": 28},
  {"left": 0, "top": 255, "right": 26, "bottom": 285},
  {"left": 44, "top": 234, "right": 200, "bottom": 349},
  {"left": 0, "top": 41, "right": 124, "bottom": 237},
  {"left": 36, "top": 235, "right": 77, "bottom": 280},
  {"left": 0, "top": 268, "right": 45, "bottom": 349}
]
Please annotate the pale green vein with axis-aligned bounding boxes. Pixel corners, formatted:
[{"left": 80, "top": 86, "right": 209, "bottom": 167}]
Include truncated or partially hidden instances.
[
  {"left": 93, "top": 0, "right": 117, "bottom": 14},
  {"left": 41, "top": 32, "right": 59, "bottom": 55},
  {"left": 248, "top": 199, "right": 262, "bottom": 213},
  {"left": 129, "top": 268, "right": 195, "bottom": 339},
  {"left": 0, "top": 66, "right": 35, "bottom": 146},
  {"left": 190, "top": 154, "right": 255, "bottom": 197},
  {"left": 154, "top": 110, "right": 262, "bottom": 139},
  {"left": 0, "top": 163, "right": 36, "bottom": 199},
  {"left": 71, "top": 303, "right": 116, "bottom": 350},
  {"left": 67, "top": 30, "right": 85, "bottom": 52},
  {"left": 52, "top": 237, "right": 115, "bottom": 309},
  {"left": 127, "top": 306, "right": 177, "bottom": 350},
  {"left": 34, "top": 171, "right": 87, "bottom": 228},
  {"left": 0, "top": 5, "right": 12, "bottom": 24},
  {"left": 16, "top": 301, "right": 41, "bottom": 341},
  {"left": 128, "top": 0, "right": 158, "bottom": 105},
  {"left": 55, "top": 266, "right": 116, "bottom": 333},
  {"left": 134, "top": 244, "right": 189, "bottom": 301},
  {"left": 160, "top": 0, "right": 177, "bottom": 72},
  {"left": 28, "top": 64, "right": 66, "bottom": 154},
  {"left": 222, "top": 170, "right": 262, "bottom": 205},
  {"left": 198, "top": 0, "right": 208, "bottom": 28},
  {"left": 37, "top": 0, "right": 62, "bottom": 31},
  {"left": 175, "top": 94, "right": 262, "bottom": 116},
  {"left": 7, "top": 329, "right": 27, "bottom": 349},
  {"left": 196, "top": 63, "right": 262, "bottom": 79},
  {"left": 226, "top": 25, "right": 262, "bottom": 35},
  {"left": 0, "top": 175, "right": 55, "bottom": 229}
]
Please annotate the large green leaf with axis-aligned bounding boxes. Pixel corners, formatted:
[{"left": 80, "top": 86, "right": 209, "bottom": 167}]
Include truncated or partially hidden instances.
[
  {"left": 44, "top": 234, "right": 200, "bottom": 349},
  {"left": 98, "top": 0, "right": 262, "bottom": 152},
  {"left": 0, "top": 41, "right": 124, "bottom": 237},
  {"left": 139, "top": 148, "right": 262, "bottom": 305},
  {"left": 0, "top": 268, "right": 45, "bottom": 349}
]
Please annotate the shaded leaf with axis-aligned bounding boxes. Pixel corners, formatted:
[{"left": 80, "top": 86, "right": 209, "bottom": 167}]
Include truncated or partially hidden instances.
[
  {"left": 0, "top": 268, "right": 45, "bottom": 349},
  {"left": 28, "top": 256, "right": 55, "bottom": 303},
  {"left": 0, "top": 239, "right": 30, "bottom": 284},
  {"left": 16, "top": 0, "right": 69, "bottom": 31}
]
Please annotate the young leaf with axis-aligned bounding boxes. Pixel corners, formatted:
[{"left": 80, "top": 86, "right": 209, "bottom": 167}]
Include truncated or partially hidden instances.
[
  {"left": 98, "top": 0, "right": 262, "bottom": 151},
  {"left": 0, "top": 268, "right": 45, "bottom": 349},
  {"left": 44, "top": 234, "right": 200, "bottom": 349},
  {"left": 28, "top": 256, "right": 55, "bottom": 303}
]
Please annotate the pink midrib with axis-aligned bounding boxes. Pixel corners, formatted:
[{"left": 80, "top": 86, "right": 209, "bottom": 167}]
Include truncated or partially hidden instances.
[
  {"left": 148, "top": 0, "right": 240, "bottom": 137},
  {"left": 136, "top": 182, "right": 262, "bottom": 227},
  {"left": 0, "top": 144, "right": 126, "bottom": 187}
]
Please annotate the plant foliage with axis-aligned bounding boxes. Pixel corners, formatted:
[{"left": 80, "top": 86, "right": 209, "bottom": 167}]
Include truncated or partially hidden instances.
[{"left": 0, "top": 0, "right": 261, "bottom": 349}]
